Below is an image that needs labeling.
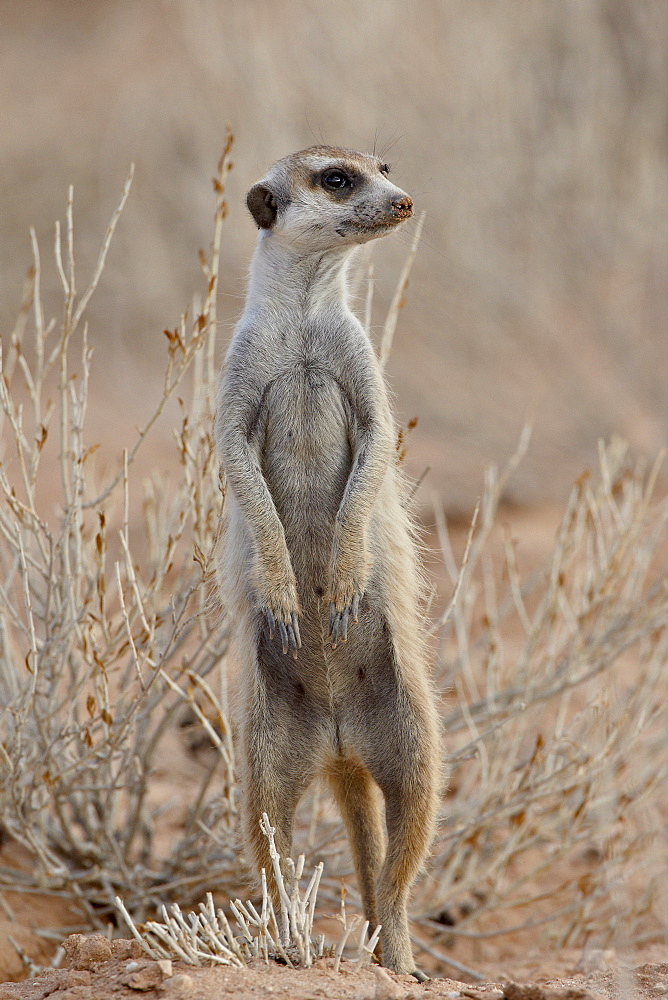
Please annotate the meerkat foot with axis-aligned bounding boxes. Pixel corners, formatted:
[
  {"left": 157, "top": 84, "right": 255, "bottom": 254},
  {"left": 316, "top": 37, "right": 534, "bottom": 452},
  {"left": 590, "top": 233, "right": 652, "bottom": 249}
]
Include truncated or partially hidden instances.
[{"left": 411, "top": 968, "right": 429, "bottom": 983}]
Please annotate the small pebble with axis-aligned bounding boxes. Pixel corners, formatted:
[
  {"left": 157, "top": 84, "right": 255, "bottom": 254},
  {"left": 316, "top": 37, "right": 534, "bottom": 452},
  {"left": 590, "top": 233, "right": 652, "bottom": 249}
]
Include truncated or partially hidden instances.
[
  {"left": 165, "top": 972, "right": 195, "bottom": 994},
  {"left": 121, "top": 962, "right": 164, "bottom": 991}
]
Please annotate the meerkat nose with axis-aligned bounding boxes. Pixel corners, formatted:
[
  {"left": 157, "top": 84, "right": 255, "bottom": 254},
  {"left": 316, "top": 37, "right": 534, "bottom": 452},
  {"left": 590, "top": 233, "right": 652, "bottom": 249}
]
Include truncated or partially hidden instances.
[{"left": 390, "top": 195, "right": 414, "bottom": 216}]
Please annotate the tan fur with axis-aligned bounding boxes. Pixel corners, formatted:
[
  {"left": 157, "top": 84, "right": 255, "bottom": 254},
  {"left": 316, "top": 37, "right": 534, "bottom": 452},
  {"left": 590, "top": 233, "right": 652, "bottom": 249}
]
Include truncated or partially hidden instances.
[{"left": 216, "top": 146, "right": 442, "bottom": 977}]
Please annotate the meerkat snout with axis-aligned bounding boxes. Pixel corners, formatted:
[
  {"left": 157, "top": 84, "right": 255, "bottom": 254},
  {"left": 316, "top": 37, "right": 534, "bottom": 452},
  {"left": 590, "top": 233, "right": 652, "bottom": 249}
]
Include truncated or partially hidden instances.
[{"left": 390, "top": 194, "right": 414, "bottom": 218}]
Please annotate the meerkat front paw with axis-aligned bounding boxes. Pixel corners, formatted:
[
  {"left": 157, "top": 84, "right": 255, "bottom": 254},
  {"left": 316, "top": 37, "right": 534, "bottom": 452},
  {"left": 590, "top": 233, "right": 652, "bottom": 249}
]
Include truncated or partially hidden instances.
[
  {"left": 327, "top": 562, "right": 366, "bottom": 648},
  {"left": 327, "top": 539, "right": 370, "bottom": 647},
  {"left": 328, "top": 591, "right": 361, "bottom": 648},
  {"left": 257, "top": 574, "right": 302, "bottom": 657},
  {"left": 265, "top": 606, "right": 301, "bottom": 657}
]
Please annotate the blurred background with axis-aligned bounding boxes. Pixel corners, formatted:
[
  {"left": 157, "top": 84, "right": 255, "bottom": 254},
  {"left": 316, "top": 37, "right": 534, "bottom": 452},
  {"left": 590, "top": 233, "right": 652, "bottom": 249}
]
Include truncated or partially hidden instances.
[{"left": 1, "top": 0, "right": 666, "bottom": 514}]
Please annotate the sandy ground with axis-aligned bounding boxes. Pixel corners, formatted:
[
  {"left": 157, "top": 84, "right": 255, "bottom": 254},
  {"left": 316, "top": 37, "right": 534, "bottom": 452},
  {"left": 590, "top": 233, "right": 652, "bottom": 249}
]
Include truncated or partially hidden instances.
[{"left": 0, "top": 934, "right": 667, "bottom": 1000}]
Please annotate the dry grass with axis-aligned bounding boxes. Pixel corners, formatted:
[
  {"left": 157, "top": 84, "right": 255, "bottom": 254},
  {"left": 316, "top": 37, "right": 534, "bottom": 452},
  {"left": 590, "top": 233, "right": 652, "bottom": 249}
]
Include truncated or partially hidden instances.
[
  {"left": 0, "top": 145, "right": 666, "bottom": 976},
  {"left": 419, "top": 432, "right": 667, "bottom": 959}
]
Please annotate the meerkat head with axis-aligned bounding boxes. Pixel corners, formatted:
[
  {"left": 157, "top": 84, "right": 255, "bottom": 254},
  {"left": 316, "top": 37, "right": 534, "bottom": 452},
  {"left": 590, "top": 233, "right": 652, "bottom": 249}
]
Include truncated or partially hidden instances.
[{"left": 246, "top": 146, "right": 414, "bottom": 252}]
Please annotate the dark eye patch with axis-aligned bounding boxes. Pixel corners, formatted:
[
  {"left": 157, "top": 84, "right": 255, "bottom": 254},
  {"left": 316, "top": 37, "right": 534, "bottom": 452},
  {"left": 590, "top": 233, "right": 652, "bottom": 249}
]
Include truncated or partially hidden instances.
[
  {"left": 380, "top": 163, "right": 391, "bottom": 176},
  {"left": 321, "top": 168, "right": 353, "bottom": 191}
]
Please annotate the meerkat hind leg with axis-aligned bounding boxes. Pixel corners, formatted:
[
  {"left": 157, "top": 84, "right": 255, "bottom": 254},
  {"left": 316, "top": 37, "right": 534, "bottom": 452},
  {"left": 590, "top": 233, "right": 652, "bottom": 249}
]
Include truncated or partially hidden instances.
[
  {"left": 326, "top": 755, "right": 386, "bottom": 936},
  {"left": 244, "top": 754, "right": 302, "bottom": 909},
  {"left": 242, "top": 691, "right": 321, "bottom": 909},
  {"left": 365, "top": 683, "right": 440, "bottom": 979},
  {"left": 375, "top": 765, "right": 437, "bottom": 978}
]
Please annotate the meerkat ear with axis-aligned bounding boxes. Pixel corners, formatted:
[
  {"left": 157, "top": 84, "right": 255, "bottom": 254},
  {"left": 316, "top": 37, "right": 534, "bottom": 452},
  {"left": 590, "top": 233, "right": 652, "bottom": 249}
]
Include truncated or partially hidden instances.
[{"left": 247, "top": 183, "right": 281, "bottom": 229}]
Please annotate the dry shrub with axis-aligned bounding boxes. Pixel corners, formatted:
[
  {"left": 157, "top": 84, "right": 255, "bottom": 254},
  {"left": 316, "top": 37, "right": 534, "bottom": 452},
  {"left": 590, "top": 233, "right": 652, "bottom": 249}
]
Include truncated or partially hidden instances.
[
  {"left": 0, "top": 136, "right": 236, "bottom": 930},
  {"left": 419, "top": 432, "right": 667, "bottom": 960},
  {"left": 116, "top": 813, "right": 380, "bottom": 971},
  {"left": 0, "top": 147, "right": 666, "bottom": 973}
]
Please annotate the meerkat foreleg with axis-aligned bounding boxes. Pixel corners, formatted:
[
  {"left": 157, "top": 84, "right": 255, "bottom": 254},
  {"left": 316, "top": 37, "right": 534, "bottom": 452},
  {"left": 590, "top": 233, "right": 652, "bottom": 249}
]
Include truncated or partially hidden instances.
[
  {"left": 328, "top": 423, "right": 392, "bottom": 646},
  {"left": 217, "top": 418, "right": 301, "bottom": 655}
]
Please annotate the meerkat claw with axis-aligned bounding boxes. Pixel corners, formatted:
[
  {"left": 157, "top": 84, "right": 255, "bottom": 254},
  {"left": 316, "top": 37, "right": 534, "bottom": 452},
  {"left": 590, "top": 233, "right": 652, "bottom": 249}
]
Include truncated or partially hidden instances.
[
  {"left": 278, "top": 620, "right": 289, "bottom": 655},
  {"left": 340, "top": 607, "right": 349, "bottom": 642},
  {"left": 331, "top": 614, "right": 341, "bottom": 648},
  {"left": 265, "top": 608, "right": 276, "bottom": 638},
  {"left": 351, "top": 593, "right": 360, "bottom": 623},
  {"left": 291, "top": 612, "right": 302, "bottom": 650},
  {"left": 287, "top": 622, "right": 299, "bottom": 657}
]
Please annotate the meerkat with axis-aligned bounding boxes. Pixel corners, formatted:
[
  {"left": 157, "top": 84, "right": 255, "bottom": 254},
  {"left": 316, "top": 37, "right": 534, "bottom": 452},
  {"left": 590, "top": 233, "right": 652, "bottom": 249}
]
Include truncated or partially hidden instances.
[{"left": 215, "top": 146, "right": 442, "bottom": 979}]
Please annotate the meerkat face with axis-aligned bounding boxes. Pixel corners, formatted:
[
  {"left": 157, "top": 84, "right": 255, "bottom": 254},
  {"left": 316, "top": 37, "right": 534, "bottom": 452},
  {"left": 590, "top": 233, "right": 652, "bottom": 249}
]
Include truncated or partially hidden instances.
[{"left": 246, "top": 146, "right": 414, "bottom": 252}]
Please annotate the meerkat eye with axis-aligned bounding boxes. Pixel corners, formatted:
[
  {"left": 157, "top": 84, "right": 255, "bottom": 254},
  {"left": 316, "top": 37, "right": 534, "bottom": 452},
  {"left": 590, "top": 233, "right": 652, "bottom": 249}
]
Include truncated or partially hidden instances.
[
  {"left": 380, "top": 163, "right": 391, "bottom": 176},
  {"left": 321, "top": 169, "right": 352, "bottom": 191}
]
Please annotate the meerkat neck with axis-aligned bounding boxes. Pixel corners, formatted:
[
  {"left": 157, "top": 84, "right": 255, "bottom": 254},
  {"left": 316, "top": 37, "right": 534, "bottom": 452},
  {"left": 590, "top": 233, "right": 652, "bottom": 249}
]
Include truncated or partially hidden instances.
[{"left": 245, "top": 237, "right": 360, "bottom": 320}]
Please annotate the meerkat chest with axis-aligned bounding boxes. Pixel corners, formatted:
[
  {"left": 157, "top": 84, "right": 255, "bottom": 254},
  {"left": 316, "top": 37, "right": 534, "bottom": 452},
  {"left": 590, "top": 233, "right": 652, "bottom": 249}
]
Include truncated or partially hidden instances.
[
  {"left": 248, "top": 359, "right": 352, "bottom": 532},
  {"left": 259, "top": 363, "right": 351, "bottom": 459}
]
